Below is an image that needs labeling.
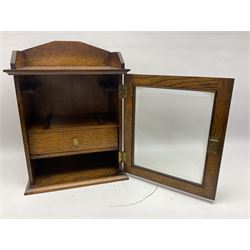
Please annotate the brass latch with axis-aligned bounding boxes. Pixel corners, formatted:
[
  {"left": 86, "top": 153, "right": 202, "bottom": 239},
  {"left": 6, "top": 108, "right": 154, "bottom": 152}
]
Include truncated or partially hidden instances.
[
  {"left": 208, "top": 137, "right": 220, "bottom": 154},
  {"left": 118, "top": 151, "right": 126, "bottom": 163},
  {"left": 119, "top": 85, "right": 126, "bottom": 99}
]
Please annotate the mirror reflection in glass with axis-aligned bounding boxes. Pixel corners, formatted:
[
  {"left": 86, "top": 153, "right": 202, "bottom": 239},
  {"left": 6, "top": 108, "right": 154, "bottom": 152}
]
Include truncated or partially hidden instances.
[{"left": 134, "top": 87, "right": 215, "bottom": 184}]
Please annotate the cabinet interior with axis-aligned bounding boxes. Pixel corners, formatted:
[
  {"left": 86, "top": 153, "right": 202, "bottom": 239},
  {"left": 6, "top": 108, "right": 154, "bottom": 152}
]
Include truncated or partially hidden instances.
[{"left": 19, "top": 74, "right": 121, "bottom": 188}]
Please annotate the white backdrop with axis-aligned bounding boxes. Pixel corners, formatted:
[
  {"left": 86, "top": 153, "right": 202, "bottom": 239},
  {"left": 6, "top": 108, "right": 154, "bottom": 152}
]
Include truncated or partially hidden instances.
[{"left": 0, "top": 32, "right": 249, "bottom": 218}]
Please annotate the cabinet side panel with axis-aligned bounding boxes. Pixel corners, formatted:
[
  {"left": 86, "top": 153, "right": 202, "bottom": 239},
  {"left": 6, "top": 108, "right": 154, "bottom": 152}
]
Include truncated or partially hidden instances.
[
  {"left": 124, "top": 75, "right": 133, "bottom": 173},
  {"left": 14, "top": 76, "right": 34, "bottom": 183},
  {"left": 118, "top": 75, "right": 123, "bottom": 172}
]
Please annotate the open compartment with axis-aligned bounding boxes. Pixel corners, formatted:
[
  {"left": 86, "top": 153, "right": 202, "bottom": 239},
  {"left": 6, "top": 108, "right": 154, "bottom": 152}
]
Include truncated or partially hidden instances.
[{"left": 26, "top": 150, "right": 127, "bottom": 194}]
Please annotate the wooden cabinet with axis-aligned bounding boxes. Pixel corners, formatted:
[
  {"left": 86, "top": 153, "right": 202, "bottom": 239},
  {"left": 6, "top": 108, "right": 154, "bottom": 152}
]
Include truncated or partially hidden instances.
[{"left": 4, "top": 41, "right": 234, "bottom": 200}]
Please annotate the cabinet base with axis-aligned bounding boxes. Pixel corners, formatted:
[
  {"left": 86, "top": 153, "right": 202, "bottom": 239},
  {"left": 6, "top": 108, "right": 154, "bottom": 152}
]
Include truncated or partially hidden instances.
[{"left": 25, "top": 174, "right": 129, "bottom": 195}]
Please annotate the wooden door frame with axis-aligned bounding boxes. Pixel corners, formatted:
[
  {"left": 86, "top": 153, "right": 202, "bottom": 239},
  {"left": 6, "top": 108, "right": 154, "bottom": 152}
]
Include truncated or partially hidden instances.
[{"left": 124, "top": 74, "right": 234, "bottom": 200}]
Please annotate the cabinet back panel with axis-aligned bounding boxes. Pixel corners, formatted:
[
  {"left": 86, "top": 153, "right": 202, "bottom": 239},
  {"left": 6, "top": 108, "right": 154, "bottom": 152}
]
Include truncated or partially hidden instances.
[{"left": 32, "top": 75, "right": 110, "bottom": 116}]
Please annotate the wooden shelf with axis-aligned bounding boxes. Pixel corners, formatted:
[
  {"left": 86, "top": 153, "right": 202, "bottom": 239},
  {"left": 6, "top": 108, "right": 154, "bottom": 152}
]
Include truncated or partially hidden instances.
[
  {"left": 28, "top": 113, "right": 118, "bottom": 133},
  {"left": 4, "top": 66, "right": 130, "bottom": 75},
  {"left": 29, "top": 147, "right": 118, "bottom": 160}
]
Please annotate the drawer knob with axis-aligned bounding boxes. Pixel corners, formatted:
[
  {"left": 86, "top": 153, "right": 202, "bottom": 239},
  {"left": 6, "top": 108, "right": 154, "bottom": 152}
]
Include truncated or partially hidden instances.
[{"left": 72, "top": 138, "right": 79, "bottom": 147}]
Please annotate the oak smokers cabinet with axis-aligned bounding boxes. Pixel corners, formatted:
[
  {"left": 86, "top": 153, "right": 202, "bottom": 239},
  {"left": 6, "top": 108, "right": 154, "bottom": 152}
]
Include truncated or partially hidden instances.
[{"left": 3, "top": 41, "right": 234, "bottom": 200}]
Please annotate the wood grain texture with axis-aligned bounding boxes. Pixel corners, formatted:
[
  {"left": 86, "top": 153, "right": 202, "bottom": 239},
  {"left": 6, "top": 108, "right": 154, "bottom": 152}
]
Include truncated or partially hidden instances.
[
  {"left": 4, "top": 41, "right": 130, "bottom": 75},
  {"left": 29, "top": 113, "right": 117, "bottom": 131},
  {"left": 125, "top": 74, "right": 221, "bottom": 91},
  {"left": 4, "top": 67, "right": 129, "bottom": 75},
  {"left": 14, "top": 77, "right": 34, "bottom": 183},
  {"left": 30, "top": 147, "right": 118, "bottom": 160},
  {"left": 26, "top": 75, "right": 114, "bottom": 118},
  {"left": 124, "top": 74, "right": 234, "bottom": 200},
  {"left": 109, "top": 52, "right": 125, "bottom": 69},
  {"left": 25, "top": 175, "right": 128, "bottom": 195},
  {"left": 23, "top": 41, "right": 110, "bottom": 67},
  {"left": 28, "top": 122, "right": 118, "bottom": 156},
  {"left": 202, "top": 78, "right": 234, "bottom": 199},
  {"left": 117, "top": 75, "right": 123, "bottom": 173}
]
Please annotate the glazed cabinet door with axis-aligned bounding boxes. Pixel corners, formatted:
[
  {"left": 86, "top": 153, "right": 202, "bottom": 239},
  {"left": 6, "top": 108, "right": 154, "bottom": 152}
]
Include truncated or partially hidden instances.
[{"left": 124, "top": 74, "right": 233, "bottom": 200}]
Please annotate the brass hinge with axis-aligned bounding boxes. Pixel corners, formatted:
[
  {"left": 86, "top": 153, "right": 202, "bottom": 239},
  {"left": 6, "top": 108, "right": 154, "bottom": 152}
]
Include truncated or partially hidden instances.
[
  {"left": 119, "top": 84, "right": 126, "bottom": 99},
  {"left": 208, "top": 137, "right": 220, "bottom": 154},
  {"left": 118, "top": 151, "right": 126, "bottom": 163}
]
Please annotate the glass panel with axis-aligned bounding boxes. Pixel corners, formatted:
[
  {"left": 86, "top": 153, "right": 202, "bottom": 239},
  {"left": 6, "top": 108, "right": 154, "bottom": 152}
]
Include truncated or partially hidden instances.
[{"left": 134, "top": 87, "right": 215, "bottom": 184}]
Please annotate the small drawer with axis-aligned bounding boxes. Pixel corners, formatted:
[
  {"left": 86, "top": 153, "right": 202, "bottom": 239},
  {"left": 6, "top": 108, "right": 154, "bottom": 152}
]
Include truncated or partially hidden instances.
[{"left": 28, "top": 126, "right": 118, "bottom": 156}]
